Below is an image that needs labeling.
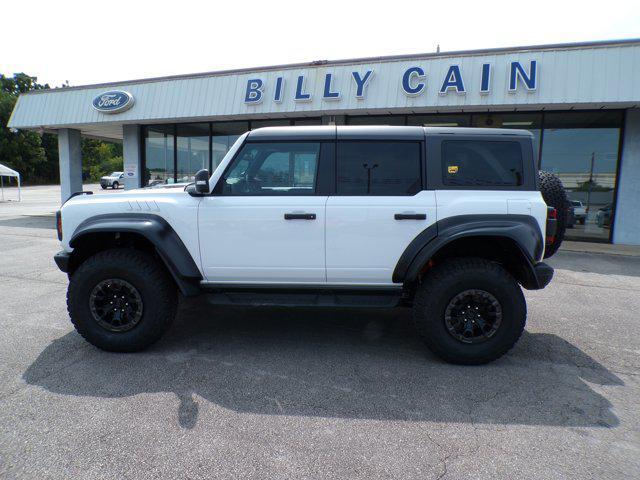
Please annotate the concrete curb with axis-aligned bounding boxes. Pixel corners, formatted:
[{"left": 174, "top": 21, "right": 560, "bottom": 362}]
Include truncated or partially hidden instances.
[{"left": 560, "top": 240, "right": 640, "bottom": 257}]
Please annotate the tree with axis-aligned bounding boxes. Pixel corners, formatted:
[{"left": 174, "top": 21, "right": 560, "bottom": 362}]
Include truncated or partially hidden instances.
[
  {"left": 1, "top": 72, "right": 123, "bottom": 184},
  {"left": 0, "top": 89, "right": 47, "bottom": 182},
  {"left": 82, "top": 138, "right": 123, "bottom": 181},
  {"left": 0, "top": 72, "right": 49, "bottom": 94},
  {"left": 1, "top": 73, "right": 50, "bottom": 183}
]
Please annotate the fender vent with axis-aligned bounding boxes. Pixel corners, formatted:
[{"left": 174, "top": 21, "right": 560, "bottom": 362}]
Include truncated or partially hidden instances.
[{"left": 126, "top": 201, "right": 160, "bottom": 212}]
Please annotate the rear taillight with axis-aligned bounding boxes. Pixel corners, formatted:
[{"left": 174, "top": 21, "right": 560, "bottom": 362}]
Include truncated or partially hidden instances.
[
  {"left": 546, "top": 207, "right": 557, "bottom": 244},
  {"left": 56, "top": 210, "right": 62, "bottom": 241}
]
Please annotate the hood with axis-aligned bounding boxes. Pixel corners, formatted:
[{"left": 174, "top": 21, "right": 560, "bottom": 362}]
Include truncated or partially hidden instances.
[{"left": 142, "top": 182, "right": 191, "bottom": 190}]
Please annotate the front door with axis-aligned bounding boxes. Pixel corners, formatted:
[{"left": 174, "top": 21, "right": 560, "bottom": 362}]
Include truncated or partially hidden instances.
[
  {"left": 199, "top": 140, "right": 327, "bottom": 283},
  {"left": 325, "top": 139, "right": 437, "bottom": 284}
]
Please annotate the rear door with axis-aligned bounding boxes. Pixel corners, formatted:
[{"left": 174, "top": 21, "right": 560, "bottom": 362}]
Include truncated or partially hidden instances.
[{"left": 325, "top": 128, "right": 437, "bottom": 285}]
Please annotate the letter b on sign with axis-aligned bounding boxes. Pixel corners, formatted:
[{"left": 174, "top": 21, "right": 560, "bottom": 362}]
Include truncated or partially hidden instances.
[{"left": 245, "top": 79, "right": 264, "bottom": 104}]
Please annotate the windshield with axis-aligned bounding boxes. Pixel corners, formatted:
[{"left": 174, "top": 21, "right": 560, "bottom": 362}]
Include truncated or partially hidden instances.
[
  {"left": 110, "top": 172, "right": 123, "bottom": 177},
  {"left": 571, "top": 201, "right": 581, "bottom": 206}
]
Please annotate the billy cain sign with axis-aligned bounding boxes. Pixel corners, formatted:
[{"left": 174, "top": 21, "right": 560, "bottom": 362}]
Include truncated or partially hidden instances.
[{"left": 244, "top": 61, "right": 537, "bottom": 104}]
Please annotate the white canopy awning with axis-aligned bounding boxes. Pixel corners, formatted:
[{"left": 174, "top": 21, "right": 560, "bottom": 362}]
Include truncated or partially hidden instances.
[
  {"left": 0, "top": 163, "right": 20, "bottom": 178},
  {"left": 0, "top": 162, "right": 21, "bottom": 201}
]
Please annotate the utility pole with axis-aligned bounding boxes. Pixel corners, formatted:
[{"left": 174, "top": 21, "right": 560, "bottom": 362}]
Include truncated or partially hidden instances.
[
  {"left": 586, "top": 151, "right": 595, "bottom": 217},
  {"left": 363, "top": 163, "right": 378, "bottom": 194}
]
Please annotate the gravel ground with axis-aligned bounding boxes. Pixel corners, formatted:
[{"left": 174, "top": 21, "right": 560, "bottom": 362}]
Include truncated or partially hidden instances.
[{"left": 0, "top": 212, "right": 638, "bottom": 479}]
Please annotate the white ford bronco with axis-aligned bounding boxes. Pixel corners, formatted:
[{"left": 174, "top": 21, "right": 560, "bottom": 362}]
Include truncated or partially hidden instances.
[{"left": 55, "top": 126, "right": 567, "bottom": 364}]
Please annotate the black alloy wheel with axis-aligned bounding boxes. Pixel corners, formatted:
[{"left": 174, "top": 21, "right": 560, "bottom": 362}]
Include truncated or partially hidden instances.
[
  {"left": 89, "top": 278, "right": 143, "bottom": 332},
  {"left": 444, "top": 289, "right": 503, "bottom": 344}
]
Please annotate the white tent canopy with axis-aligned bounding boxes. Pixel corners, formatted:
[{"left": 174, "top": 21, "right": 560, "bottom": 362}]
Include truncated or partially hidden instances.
[{"left": 0, "top": 162, "right": 21, "bottom": 202}]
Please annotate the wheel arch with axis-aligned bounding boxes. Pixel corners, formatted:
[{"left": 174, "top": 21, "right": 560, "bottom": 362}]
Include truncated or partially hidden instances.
[
  {"left": 67, "top": 214, "right": 202, "bottom": 296},
  {"left": 394, "top": 215, "right": 545, "bottom": 290}
]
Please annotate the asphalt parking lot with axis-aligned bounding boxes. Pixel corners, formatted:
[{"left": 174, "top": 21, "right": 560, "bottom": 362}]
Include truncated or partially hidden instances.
[{"left": 1, "top": 187, "right": 639, "bottom": 479}]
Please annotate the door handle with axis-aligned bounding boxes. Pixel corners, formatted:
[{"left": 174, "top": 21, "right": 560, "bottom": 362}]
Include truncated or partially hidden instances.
[
  {"left": 394, "top": 213, "right": 426, "bottom": 220},
  {"left": 284, "top": 213, "right": 316, "bottom": 220}
]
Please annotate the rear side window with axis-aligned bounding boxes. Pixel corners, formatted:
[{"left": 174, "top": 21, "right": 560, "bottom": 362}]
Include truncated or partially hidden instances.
[
  {"left": 336, "top": 141, "right": 422, "bottom": 195},
  {"left": 442, "top": 140, "right": 523, "bottom": 187}
]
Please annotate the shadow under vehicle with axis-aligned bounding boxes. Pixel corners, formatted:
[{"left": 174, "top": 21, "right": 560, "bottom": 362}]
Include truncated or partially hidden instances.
[{"left": 23, "top": 304, "right": 622, "bottom": 430}]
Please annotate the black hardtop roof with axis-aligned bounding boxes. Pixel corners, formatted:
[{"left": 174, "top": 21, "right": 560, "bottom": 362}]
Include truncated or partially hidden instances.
[{"left": 246, "top": 125, "right": 534, "bottom": 141}]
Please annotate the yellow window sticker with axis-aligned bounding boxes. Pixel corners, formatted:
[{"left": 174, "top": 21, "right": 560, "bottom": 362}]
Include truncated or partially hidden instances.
[{"left": 448, "top": 165, "right": 459, "bottom": 174}]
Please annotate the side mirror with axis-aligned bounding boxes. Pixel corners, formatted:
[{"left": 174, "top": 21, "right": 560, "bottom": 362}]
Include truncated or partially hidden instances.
[{"left": 194, "top": 169, "right": 210, "bottom": 194}]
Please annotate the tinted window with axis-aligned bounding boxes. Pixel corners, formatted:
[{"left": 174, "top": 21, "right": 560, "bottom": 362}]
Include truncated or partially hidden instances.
[
  {"left": 336, "top": 142, "right": 421, "bottom": 195},
  {"left": 442, "top": 140, "right": 523, "bottom": 187},
  {"left": 220, "top": 142, "right": 319, "bottom": 195}
]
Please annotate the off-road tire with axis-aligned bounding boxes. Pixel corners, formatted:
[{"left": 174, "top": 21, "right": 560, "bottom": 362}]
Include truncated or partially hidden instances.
[
  {"left": 538, "top": 170, "right": 568, "bottom": 258},
  {"left": 413, "top": 257, "right": 526, "bottom": 365},
  {"left": 112, "top": 181, "right": 119, "bottom": 189},
  {"left": 67, "top": 249, "right": 177, "bottom": 352}
]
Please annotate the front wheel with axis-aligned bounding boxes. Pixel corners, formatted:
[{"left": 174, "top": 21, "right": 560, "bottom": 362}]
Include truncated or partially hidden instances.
[
  {"left": 100, "top": 185, "right": 107, "bottom": 190},
  {"left": 413, "top": 258, "right": 526, "bottom": 365},
  {"left": 67, "top": 249, "right": 177, "bottom": 352}
]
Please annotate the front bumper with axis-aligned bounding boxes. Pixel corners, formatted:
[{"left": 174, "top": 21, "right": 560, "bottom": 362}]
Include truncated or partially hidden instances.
[{"left": 54, "top": 250, "right": 71, "bottom": 273}]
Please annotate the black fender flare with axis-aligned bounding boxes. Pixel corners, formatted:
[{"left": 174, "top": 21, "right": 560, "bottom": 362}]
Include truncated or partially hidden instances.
[
  {"left": 393, "top": 214, "right": 545, "bottom": 287},
  {"left": 69, "top": 213, "right": 202, "bottom": 296}
]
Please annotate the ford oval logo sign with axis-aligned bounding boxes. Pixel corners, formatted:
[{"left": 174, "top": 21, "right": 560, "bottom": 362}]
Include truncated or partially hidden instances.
[{"left": 92, "top": 90, "right": 134, "bottom": 114}]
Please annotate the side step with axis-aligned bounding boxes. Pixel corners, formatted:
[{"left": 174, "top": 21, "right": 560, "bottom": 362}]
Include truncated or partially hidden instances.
[{"left": 200, "top": 284, "right": 403, "bottom": 308}]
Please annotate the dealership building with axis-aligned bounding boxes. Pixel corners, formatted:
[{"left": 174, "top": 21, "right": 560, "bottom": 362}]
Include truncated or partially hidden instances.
[{"left": 7, "top": 38, "right": 640, "bottom": 244}]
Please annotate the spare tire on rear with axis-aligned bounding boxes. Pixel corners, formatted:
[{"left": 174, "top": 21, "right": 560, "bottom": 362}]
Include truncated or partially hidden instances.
[{"left": 538, "top": 170, "right": 568, "bottom": 258}]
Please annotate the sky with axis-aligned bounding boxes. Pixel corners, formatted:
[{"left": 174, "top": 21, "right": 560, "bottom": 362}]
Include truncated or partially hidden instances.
[{"left": 2, "top": 0, "right": 639, "bottom": 87}]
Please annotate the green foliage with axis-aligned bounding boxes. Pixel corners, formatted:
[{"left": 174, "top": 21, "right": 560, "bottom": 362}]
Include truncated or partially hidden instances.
[
  {"left": 0, "top": 72, "right": 122, "bottom": 184},
  {"left": 1, "top": 73, "right": 49, "bottom": 94},
  {"left": 0, "top": 89, "right": 48, "bottom": 182},
  {"left": 82, "top": 139, "right": 123, "bottom": 181}
]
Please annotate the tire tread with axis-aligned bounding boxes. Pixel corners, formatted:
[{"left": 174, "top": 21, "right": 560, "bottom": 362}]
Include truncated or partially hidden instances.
[
  {"left": 413, "top": 257, "right": 526, "bottom": 365},
  {"left": 67, "top": 248, "right": 177, "bottom": 352}
]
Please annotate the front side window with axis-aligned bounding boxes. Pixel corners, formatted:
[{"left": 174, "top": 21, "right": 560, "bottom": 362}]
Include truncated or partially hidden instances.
[
  {"left": 336, "top": 141, "right": 422, "bottom": 195},
  {"left": 442, "top": 140, "right": 523, "bottom": 187},
  {"left": 220, "top": 142, "right": 319, "bottom": 195}
]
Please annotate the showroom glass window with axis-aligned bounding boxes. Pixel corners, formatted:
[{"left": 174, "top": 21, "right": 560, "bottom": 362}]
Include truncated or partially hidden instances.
[
  {"left": 347, "top": 115, "right": 406, "bottom": 126},
  {"left": 144, "top": 126, "right": 174, "bottom": 186},
  {"left": 407, "top": 114, "right": 471, "bottom": 127},
  {"left": 212, "top": 122, "right": 248, "bottom": 170},
  {"left": 540, "top": 111, "right": 623, "bottom": 242},
  {"left": 472, "top": 113, "right": 542, "bottom": 160},
  {"left": 176, "top": 123, "right": 209, "bottom": 183}
]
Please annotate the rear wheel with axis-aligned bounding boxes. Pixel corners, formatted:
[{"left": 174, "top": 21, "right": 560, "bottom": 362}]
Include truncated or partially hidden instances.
[
  {"left": 538, "top": 170, "right": 568, "bottom": 258},
  {"left": 67, "top": 249, "right": 177, "bottom": 352},
  {"left": 413, "top": 257, "right": 526, "bottom": 365},
  {"left": 112, "top": 181, "right": 119, "bottom": 189}
]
